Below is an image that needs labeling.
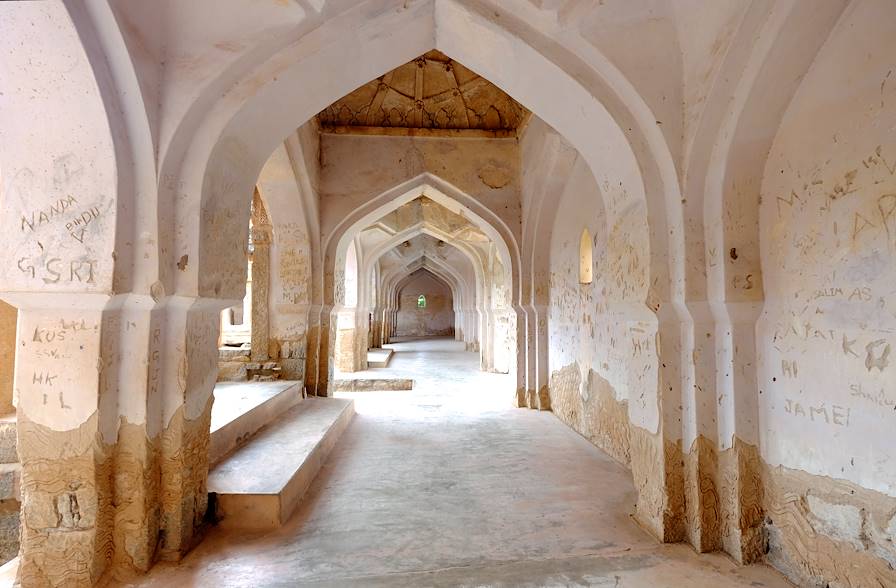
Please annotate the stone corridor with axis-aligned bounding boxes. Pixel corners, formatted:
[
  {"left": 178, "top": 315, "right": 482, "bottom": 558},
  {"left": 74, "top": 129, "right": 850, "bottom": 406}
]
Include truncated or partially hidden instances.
[
  {"left": 2, "top": 2, "right": 895, "bottom": 585},
  {"left": 132, "top": 339, "right": 788, "bottom": 587}
]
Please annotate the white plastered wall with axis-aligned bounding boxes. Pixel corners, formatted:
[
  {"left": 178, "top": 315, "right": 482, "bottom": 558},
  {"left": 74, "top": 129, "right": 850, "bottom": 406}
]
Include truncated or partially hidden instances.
[{"left": 757, "top": 0, "right": 896, "bottom": 497}]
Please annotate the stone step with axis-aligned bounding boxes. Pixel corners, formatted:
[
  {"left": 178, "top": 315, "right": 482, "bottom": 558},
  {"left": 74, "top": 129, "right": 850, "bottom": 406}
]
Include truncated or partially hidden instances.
[
  {"left": 209, "top": 380, "right": 303, "bottom": 465},
  {"left": 208, "top": 397, "right": 355, "bottom": 529},
  {"left": 366, "top": 347, "right": 394, "bottom": 368},
  {"left": 332, "top": 377, "right": 413, "bottom": 391}
]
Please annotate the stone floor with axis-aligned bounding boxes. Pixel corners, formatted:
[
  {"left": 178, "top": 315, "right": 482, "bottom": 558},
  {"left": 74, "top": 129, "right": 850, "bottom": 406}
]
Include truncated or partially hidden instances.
[{"left": 130, "top": 338, "right": 791, "bottom": 587}]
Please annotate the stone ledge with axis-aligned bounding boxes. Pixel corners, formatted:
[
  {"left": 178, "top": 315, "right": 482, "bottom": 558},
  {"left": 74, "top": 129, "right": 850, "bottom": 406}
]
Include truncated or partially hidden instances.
[
  {"left": 209, "top": 398, "right": 355, "bottom": 529},
  {"left": 366, "top": 348, "right": 394, "bottom": 368},
  {"left": 209, "top": 381, "right": 303, "bottom": 465},
  {"left": 332, "top": 378, "right": 414, "bottom": 392}
]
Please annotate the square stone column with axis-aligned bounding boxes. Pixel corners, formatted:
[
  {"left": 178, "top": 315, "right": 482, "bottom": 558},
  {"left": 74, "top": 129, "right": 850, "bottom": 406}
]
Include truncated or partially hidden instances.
[
  {"left": 249, "top": 224, "right": 271, "bottom": 363},
  {"left": 0, "top": 301, "right": 16, "bottom": 415},
  {"left": 12, "top": 300, "right": 111, "bottom": 586},
  {"left": 2, "top": 292, "right": 224, "bottom": 585},
  {"left": 628, "top": 304, "right": 687, "bottom": 544}
]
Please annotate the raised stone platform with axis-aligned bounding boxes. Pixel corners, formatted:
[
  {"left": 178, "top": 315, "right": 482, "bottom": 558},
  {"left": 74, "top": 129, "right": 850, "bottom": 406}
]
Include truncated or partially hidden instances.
[
  {"left": 209, "top": 397, "right": 355, "bottom": 529},
  {"left": 366, "top": 348, "right": 394, "bottom": 368},
  {"left": 210, "top": 380, "right": 303, "bottom": 465}
]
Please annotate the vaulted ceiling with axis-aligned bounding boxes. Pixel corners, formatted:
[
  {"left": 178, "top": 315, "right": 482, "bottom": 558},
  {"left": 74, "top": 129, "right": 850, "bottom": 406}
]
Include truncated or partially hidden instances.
[{"left": 317, "top": 51, "right": 530, "bottom": 132}]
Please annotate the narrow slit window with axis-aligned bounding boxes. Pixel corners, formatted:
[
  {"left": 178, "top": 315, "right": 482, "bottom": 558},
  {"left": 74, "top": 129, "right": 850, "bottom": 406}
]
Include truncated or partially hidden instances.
[
  {"left": 417, "top": 294, "right": 426, "bottom": 308},
  {"left": 579, "top": 229, "right": 593, "bottom": 285}
]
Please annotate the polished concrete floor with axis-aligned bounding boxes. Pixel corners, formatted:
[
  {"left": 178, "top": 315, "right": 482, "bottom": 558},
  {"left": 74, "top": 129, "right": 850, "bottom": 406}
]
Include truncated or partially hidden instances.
[{"left": 132, "top": 338, "right": 791, "bottom": 587}]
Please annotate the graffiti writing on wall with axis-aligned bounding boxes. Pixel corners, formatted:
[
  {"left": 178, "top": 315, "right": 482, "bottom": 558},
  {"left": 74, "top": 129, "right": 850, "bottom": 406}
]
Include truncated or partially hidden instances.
[{"left": 784, "top": 398, "right": 851, "bottom": 427}]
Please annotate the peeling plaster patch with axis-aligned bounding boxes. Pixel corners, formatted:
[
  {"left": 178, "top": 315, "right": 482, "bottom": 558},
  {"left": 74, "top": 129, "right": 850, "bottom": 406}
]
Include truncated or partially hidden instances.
[
  {"left": 806, "top": 494, "right": 865, "bottom": 551},
  {"left": 177, "top": 255, "right": 189, "bottom": 271},
  {"left": 629, "top": 424, "right": 685, "bottom": 543},
  {"left": 478, "top": 163, "right": 512, "bottom": 189},
  {"left": 764, "top": 465, "right": 896, "bottom": 586},
  {"left": 683, "top": 435, "right": 721, "bottom": 553},
  {"left": 549, "top": 363, "right": 631, "bottom": 467}
]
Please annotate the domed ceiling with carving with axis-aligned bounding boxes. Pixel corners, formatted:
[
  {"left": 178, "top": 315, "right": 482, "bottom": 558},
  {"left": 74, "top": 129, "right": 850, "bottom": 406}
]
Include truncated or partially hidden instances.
[{"left": 317, "top": 51, "right": 530, "bottom": 132}]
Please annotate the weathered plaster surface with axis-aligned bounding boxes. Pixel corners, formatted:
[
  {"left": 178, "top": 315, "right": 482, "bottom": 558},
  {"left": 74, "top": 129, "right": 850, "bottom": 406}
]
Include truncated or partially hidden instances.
[
  {"left": 16, "top": 411, "right": 112, "bottom": 586},
  {"left": 628, "top": 425, "right": 685, "bottom": 544},
  {"left": 548, "top": 363, "right": 630, "bottom": 466},
  {"left": 764, "top": 464, "right": 896, "bottom": 587}
]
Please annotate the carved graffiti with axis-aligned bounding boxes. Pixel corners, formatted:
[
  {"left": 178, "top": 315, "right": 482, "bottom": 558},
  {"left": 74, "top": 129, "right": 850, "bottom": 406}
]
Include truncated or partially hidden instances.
[
  {"left": 20, "top": 196, "right": 78, "bottom": 233},
  {"left": 17, "top": 257, "right": 96, "bottom": 284},
  {"left": 65, "top": 206, "right": 101, "bottom": 243},
  {"left": 31, "top": 319, "right": 97, "bottom": 343},
  {"left": 784, "top": 398, "right": 851, "bottom": 427},
  {"left": 849, "top": 383, "right": 896, "bottom": 409},
  {"left": 781, "top": 360, "right": 799, "bottom": 378},
  {"left": 864, "top": 339, "right": 891, "bottom": 372}
]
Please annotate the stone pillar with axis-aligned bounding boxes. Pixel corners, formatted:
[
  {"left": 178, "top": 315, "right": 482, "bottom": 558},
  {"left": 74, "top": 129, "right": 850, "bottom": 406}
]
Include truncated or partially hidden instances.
[
  {"left": 466, "top": 307, "right": 479, "bottom": 352},
  {"left": 479, "top": 307, "right": 493, "bottom": 372},
  {"left": 369, "top": 307, "right": 382, "bottom": 348},
  {"left": 388, "top": 307, "right": 397, "bottom": 343},
  {"left": 520, "top": 305, "right": 536, "bottom": 408},
  {"left": 11, "top": 298, "right": 112, "bottom": 585},
  {"left": 380, "top": 307, "right": 389, "bottom": 345},
  {"left": 677, "top": 296, "right": 764, "bottom": 561},
  {"left": 356, "top": 310, "right": 368, "bottom": 370},
  {"left": 303, "top": 304, "right": 325, "bottom": 396},
  {"left": 333, "top": 310, "right": 356, "bottom": 373},
  {"left": 333, "top": 309, "right": 367, "bottom": 373},
  {"left": 155, "top": 298, "right": 220, "bottom": 561},
  {"left": 628, "top": 303, "right": 686, "bottom": 544},
  {"left": 533, "top": 304, "right": 551, "bottom": 410},
  {"left": 681, "top": 301, "right": 722, "bottom": 553},
  {"left": 317, "top": 305, "right": 335, "bottom": 397},
  {"left": 0, "top": 302, "right": 15, "bottom": 415},
  {"left": 0, "top": 301, "right": 15, "bottom": 562},
  {"left": 717, "top": 302, "right": 764, "bottom": 563},
  {"left": 0, "top": 293, "right": 222, "bottom": 585},
  {"left": 250, "top": 205, "right": 272, "bottom": 363}
]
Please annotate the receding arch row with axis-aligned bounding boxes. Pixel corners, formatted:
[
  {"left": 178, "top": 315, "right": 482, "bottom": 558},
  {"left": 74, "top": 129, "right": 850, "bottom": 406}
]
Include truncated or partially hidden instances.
[
  {"left": 326, "top": 177, "right": 515, "bottom": 380},
  {"left": 382, "top": 262, "right": 474, "bottom": 348},
  {"left": 372, "top": 237, "right": 480, "bottom": 352}
]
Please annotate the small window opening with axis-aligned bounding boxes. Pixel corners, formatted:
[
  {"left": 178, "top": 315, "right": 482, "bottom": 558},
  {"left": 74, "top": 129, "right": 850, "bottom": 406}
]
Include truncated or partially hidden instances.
[
  {"left": 417, "top": 295, "right": 427, "bottom": 308},
  {"left": 579, "top": 229, "right": 593, "bottom": 285}
]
